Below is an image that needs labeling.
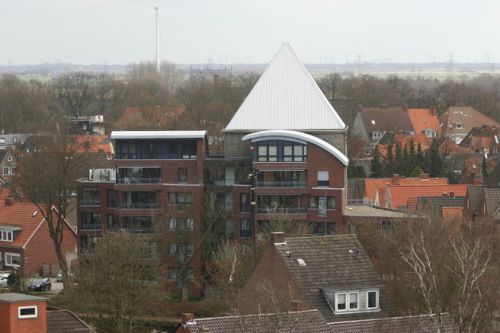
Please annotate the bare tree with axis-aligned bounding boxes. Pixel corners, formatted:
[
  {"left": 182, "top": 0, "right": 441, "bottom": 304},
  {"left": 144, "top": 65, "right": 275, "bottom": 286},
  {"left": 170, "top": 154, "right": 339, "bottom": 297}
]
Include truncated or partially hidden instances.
[
  {"left": 14, "top": 132, "right": 87, "bottom": 287},
  {"left": 55, "top": 72, "right": 95, "bottom": 118}
]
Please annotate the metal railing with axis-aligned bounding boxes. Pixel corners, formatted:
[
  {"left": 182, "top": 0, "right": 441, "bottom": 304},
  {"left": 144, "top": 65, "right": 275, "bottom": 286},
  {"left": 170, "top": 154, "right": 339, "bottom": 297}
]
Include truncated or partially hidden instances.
[
  {"left": 256, "top": 180, "right": 307, "bottom": 188},
  {"left": 116, "top": 202, "right": 161, "bottom": 209},
  {"left": 80, "top": 224, "right": 101, "bottom": 231},
  {"left": 116, "top": 177, "right": 161, "bottom": 184},
  {"left": 256, "top": 206, "right": 308, "bottom": 214}
]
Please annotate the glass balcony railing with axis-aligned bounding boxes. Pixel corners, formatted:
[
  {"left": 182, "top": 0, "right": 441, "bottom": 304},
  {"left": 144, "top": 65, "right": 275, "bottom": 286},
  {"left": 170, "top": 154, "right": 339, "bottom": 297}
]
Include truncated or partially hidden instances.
[
  {"left": 116, "top": 202, "right": 161, "bottom": 209},
  {"left": 116, "top": 177, "right": 161, "bottom": 184},
  {"left": 108, "top": 227, "right": 157, "bottom": 234},
  {"left": 256, "top": 206, "right": 308, "bottom": 214},
  {"left": 80, "top": 200, "right": 101, "bottom": 206},
  {"left": 80, "top": 223, "right": 101, "bottom": 231},
  {"left": 256, "top": 180, "right": 307, "bottom": 188}
]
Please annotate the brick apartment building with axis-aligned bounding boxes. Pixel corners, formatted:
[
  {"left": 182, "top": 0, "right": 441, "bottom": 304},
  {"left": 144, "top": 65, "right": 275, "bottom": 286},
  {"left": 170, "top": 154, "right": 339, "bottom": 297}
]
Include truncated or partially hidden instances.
[{"left": 76, "top": 43, "right": 349, "bottom": 295}]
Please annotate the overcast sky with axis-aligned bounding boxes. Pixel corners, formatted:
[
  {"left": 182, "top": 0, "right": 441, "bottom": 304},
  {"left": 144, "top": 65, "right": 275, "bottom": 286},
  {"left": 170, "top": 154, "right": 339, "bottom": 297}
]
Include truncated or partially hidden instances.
[{"left": 1, "top": 0, "right": 499, "bottom": 65}]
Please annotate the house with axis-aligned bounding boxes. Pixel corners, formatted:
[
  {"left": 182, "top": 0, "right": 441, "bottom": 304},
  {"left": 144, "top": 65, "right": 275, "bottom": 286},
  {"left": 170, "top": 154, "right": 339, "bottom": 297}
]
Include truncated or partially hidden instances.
[
  {"left": 439, "top": 107, "right": 499, "bottom": 144},
  {"left": 361, "top": 174, "right": 448, "bottom": 207},
  {"left": 0, "top": 134, "right": 30, "bottom": 151},
  {"left": 0, "top": 293, "right": 93, "bottom": 333},
  {"left": 459, "top": 125, "right": 500, "bottom": 156},
  {"left": 384, "top": 184, "right": 468, "bottom": 211},
  {"left": 415, "top": 196, "right": 465, "bottom": 222},
  {"left": 0, "top": 197, "right": 77, "bottom": 275},
  {"left": 0, "top": 149, "right": 17, "bottom": 185},
  {"left": 239, "top": 233, "right": 394, "bottom": 323},
  {"left": 351, "top": 107, "right": 414, "bottom": 143},
  {"left": 327, "top": 313, "right": 458, "bottom": 333},
  {"left": 407, "top": 108, "right": 441, "bottom": 138},
  {"left": 344, "top": 205, "right": 425, "bottom": 232},
  {"left": 173, "top": 310, "right": 332, "bottom": 333}
]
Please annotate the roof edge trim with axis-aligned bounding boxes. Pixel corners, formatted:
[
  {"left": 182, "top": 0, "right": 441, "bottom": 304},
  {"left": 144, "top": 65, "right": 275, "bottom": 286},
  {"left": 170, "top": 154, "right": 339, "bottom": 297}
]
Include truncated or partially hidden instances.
[{"left": 242, "top": 130, "right": 349, "bottom": 166}]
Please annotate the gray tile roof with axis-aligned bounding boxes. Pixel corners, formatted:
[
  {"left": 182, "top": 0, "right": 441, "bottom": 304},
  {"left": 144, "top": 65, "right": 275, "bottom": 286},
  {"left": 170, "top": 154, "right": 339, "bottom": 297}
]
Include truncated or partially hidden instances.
[
  {"left": 344, "top": 205, "right": 424, "bottom": 218},
  {"left": 181, "top": 310, "right": 331, "bottom": 333},
  {"left": 359, "top": 108, "right": 414, "bottom": 134},
  {"left": 0, "top": 293, "right": 47, "bottom": 303},
  {"left": 47, "top": 310, "right": 94, "bottom": 333},
  {"left": 483, "top": 188, "right": 500, "bottom": 219},
  {"left": 466, "top": 185, "right": 485, "bottom": 215},
  {"left": 275, "top": 235, "right": 393, "bottom": 322},
  {"left": 416, "top": 196, "right": 465, "bottom": 216},
  {"left": 327, "top": 313, "right": 458, "bottom": 332}
]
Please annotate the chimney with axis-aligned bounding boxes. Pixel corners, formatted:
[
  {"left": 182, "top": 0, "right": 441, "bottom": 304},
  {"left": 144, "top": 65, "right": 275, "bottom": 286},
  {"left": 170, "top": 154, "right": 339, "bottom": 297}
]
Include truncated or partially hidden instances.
[
  {"left": 420, "top": 173, "right": 429, "bottom": 179},
  {"left": 392, "top": 174, "right": 400, "bottom": 185},
  {"left": 291, "top": 300, "right": 305, "bottom": 311},
  {"left": 4, "top": 197, "right": 14, "bottom": 206},
  {"left": 270, "top": 232, "right": 285, "bottom": 244},
  {"left": 430, "top": 106, "right": 437, "bottom": 116},
  {"left": 180, "top": 313, "right": 194, "bottom": 325}
]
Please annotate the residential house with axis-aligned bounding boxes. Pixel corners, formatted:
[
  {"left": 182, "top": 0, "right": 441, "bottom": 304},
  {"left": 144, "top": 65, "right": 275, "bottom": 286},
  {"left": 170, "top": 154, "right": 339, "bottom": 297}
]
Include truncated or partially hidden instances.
[
  {"left": 344, "top": 205, "right": 425, "bottom": 232},
  {"left": 439, "top": 107, "right": 499, "bottom": 144},
  {"left": 239, "top": 233, "right": 394, "bottom": 323},
  {"left": 77, "top": 43, "right": 349, "bottom": 296},
  {"left": 416, "top": 196, "right": 465, "bottom": 223},
  {"left": 384, "top": 184, "right": 468, "bottom": 211},
  {"left": 0, "top": 149, "right": 17, "bottom": 185},
  {"left": 173, "top": 310, "right": 332, "bottom": 333},
  {"left": 459, "top": 125, "right": 500, "bottom": 156},
  {"left": 0, "top": 293, "right": 93, "bottom": 333},
  {"left": 0, "top": 134, "right": 30, "bottom": 151},
  {"left": 69, "top": 114, "right": 108, "bottom": 135},
  {"left": 0, "top": 197, "right": 77, "bottom": 276},
  {"left": 407, "top": 108, "right": 441, "bottom": 138}
]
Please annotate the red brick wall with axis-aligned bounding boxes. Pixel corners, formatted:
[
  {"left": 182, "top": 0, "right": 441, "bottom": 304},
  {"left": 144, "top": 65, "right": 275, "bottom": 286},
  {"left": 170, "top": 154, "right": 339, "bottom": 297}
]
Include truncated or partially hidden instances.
[
  {"left": 24, "top": 218, "right": 77, "bottom": 276},
  {"left": 239, "top": 244, "right": 303, "bottom": 313},
  {"left": 0, "top": 300, "right": 47, "bottom": 333}
]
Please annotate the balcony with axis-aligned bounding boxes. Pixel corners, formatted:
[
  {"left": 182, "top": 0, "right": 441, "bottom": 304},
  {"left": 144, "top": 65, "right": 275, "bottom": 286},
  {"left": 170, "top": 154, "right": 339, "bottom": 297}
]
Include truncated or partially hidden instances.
[
  {"left": 256, "top": 180, "right": 307, "bottom": 188},
  {"left": 116, "top": 202, "right": 161, "bottom": 209},
  {"left": 256, "top": 206, "right": 308, "bottom": 214},
  {"left": 116, "top": 177, "right": 161, "bottom": 184},
  {"left": 80, "top": 223, "right": 101, "bottom": 231},
  {"left": 108, "top": 227, "right": 157, "bottom": 235},
  {"left": 80, "top": 200, "right": 101, "bottom": 207}
]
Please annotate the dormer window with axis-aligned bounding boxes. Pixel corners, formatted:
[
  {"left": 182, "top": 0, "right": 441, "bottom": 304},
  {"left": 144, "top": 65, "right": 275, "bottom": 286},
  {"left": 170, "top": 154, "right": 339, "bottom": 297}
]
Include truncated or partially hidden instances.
[
  {"left": 367, "top": 290, "right": 379, "bottom": 309},
  {"left": 335, "top": 292, "right": 359, "bottom": 312},
  {"left": 0, "top": 229, "right": 13, "bottom": 242},
  {"left": 324, "top": 289, "right": 380, "bottom": 314}
]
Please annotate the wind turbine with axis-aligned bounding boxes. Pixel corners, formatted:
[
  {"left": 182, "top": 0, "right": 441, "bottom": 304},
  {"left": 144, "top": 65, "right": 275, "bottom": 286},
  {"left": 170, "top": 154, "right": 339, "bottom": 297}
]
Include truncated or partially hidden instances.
[{"left": 154, "top": 5, "right": 160, "bottom": 73}]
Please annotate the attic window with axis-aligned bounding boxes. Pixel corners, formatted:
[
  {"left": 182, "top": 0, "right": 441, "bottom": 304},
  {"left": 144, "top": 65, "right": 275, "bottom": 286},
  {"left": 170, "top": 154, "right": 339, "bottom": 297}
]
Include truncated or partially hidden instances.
[
  {"left": 0, "top": 230, "right": 13, "bottom": 242},
  {"left": 371, "top": 120, "right": 376, "bottom": 125},
  {"left": 455, "top": 123, "right": 463, "bottom": 129},
  {"left": 296, "top": 258, "right": 306, "bottom": 266}
]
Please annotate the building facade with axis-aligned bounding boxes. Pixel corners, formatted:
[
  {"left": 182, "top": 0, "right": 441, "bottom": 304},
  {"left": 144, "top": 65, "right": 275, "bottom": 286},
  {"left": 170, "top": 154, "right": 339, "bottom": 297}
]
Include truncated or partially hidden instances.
[{"left": 76, "top": 43, "right": 349, "bottom": 296}]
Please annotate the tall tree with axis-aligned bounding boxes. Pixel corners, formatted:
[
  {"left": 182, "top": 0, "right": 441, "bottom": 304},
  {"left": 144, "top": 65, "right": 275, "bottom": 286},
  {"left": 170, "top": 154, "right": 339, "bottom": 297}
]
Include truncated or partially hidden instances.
[
  {"left": 370, "top": 145, "right": 384, "bottom": 178},
  {"left": 55, "top": 73, "right": 95, "bottom": 118},
  {"left": 14, "top": 131, "right": 87, "bottom": 286}
]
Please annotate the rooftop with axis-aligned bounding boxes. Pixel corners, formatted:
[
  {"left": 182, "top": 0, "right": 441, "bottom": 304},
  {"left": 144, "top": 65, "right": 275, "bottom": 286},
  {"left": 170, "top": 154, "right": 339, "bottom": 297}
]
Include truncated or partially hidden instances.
[
  {"left": 0, "top": 293, "right": 47, "bottom": 303},
  {"left": 47, "top": 309, "right": 94, "bottom": 333},
  {"left": 110, "top": 131, "right": 207, "bottom": 140},
  {"left": 358, "top": 107, "right": 413, "bottom": 134},
  {"left": 344, "top": 205, "right": 424, "bottom": 218},
  {"left": 386, "top": 184, "right": 468, "bottom": 210},
  {"left": 225, "top": 43, "right": 345, "bottom": 132}
]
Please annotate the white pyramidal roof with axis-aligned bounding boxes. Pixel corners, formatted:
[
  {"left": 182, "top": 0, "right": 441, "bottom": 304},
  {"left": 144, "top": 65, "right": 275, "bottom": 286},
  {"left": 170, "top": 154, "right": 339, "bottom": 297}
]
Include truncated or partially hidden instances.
[{"left": 225, "top": 43, "right": 346, "bottom": 132}]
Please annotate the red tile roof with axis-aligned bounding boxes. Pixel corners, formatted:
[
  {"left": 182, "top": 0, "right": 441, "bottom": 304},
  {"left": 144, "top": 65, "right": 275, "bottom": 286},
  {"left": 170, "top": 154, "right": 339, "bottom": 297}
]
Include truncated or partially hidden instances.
[
  {"left": 0, "top": 200, "right": 76, "bottom": 248},
  {"left": 386, "top": 184, "right": 468, "bottom": 210},
  {"left": 407, "top": 108, "right": 441, "bottom": 136},
  {"left": 442, "top": 206, "right": 463, "bottom": 223},
  {"left": 364, "top": 176, "right": 448, "bottom": 204}
]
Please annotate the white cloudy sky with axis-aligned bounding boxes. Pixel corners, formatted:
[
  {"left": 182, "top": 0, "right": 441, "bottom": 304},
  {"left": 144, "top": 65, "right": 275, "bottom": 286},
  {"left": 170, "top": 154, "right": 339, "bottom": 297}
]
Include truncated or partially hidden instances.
[{"left": 1, "top": 0, "right": 499, "bottom": 65}]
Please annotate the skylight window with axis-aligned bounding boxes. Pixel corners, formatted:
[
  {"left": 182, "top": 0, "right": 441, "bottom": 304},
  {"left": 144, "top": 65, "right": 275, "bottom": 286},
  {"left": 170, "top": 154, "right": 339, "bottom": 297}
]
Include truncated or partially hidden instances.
[
  {"left": 371, "top": 120, "right": 376, "bottom": 125},
  {"left": 296, "top": 258, "right": 306, "bottom": 266}
]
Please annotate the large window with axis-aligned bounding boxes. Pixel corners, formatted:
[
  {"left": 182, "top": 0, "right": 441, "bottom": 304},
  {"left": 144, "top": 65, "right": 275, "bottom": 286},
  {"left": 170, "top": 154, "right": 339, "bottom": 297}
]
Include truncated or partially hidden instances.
[
  {"left": 168, "top": 218, "right": 194, "bottom": 231},
  {"left": 308, "top": 222, "right": 336, "bottom": 235},
  {"left": 18, "top": 306, "right": 38, "bottom": 319},
  {"left": 116, "top": 140, "right": 197, "bottom": 160},
  {"left": 240, "top": 219, "right": 251, "bottom": 238},
  {"left": 254, "top": 140, "right": 307, "bottom": 162},
  {"left": 177, "top": 167, "right": 188, "bottom": 183},
  {"left": 80, "top": 212, "right": 101, "bottom": 230},
  {"left": 117, "top": 167, "right": 161, "bottom": 184},
  {"left": 257, "top": 195, "right": 304, "bottom": 214},
  {"left": 317, "top": 171, "right": 329, "bottom": 187},
  {"left": 120, "top": 191, "right": 158, "bottom": 209},
  {"left": 256, "top": 170, "right": 307, "bottom": 187},
  {"left": 5, "top": 252, "right": 21, "bottom": 267},
  {"left": 309, "top": 196, "right": 336, "bottom": 216},
  {"left": 168, "top": 192, "right": 193, "bottom": 210},
  {"left": 240, "top": 193, "right": 251, "bottom": 212},
  {"left": 122, "top": 216, "right": 155, "bottom": 234},
  {"left": 81, "top": 188, "right": 100, "bottom": 206}
]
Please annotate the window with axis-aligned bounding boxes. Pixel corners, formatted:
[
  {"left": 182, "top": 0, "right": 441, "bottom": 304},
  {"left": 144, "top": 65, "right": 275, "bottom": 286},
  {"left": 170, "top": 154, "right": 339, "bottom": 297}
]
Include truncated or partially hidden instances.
[
  {"left": 335, "top": 292, "right": 359, "bottom": 312},
  {"left": 240, "top": 218, "right": 251, "bottom": 238},
  {"left": 169, "top": 218, "right": 193, "bottom": 231},
  {"left": 2, "top": 167, "right": 9, "bottom": 176},
  {"left": 107, "top": 214, "right": 116, "bottom": 230},
  {"left": 7, "top": 155, "right": 13, "bottom": 162},
  {"left": 309, "top": 222, "right": 336, "bottom": 235},
  {"left": 5, "top": 252, "right": 21, "bottom": 267},
  {"left": 0, "top": 230, "right": 13, "bottom": 242},
  {"left": 169, "top": 243, "right": 178, "bottom": 256},
  {"left": 254, "top": 140, "right": 307, "bottom": 162},
  {"left": 18, "top": 306, "right": 38, "bottom": 319},
  {"left": 168, "top": 192, "right": 193, "bottom": 205},
  {"left": 11, "top": 168, "right": 15, "bottom": 175},
  {"left": 240, "top": 193, "right": 250, "bottom": 212},
  {"left": 349, "top": 292, "right": 359, "bottom": 310},
  {"left": 80, "top": 212, "right": 101, "bottom": 230},
  {"left": 309, "top": 197, "right": 336, "bottom": 213},
  {"left": 455, "top": 123, "right": 463, "bottom": 129},
  {"left": 177, "top": 167, "right": 188, "bottom": 183},
  {"left": 317, "top": 171, "right": 329, "bottom": 187},
  {"left": 81, "top": 187, "right": 100, "bottom": 206},
  {"left": 367, "top": 290, "right": 379, "bottom": 309},
  {"left": 381, "top": 220, "right": 392, "bottom": 231},
  {"left": 107, "top": 190, "right": 116, "bottom": 208},
  {"left": 336, "top": 293, "right": 346, "bottom": 311}
]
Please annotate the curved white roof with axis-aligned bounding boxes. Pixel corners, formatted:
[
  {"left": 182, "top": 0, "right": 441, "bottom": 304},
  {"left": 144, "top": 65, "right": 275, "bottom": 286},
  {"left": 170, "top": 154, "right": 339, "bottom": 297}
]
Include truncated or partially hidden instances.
[
  {"left": 111, "top": 131, "right": 206, "bottom": 140},
  {"left": 225, "top": 43, "right": 346, "bottom": 132},
  {"left": 242, "top": 130, "right": 349, "bottom": 166}
]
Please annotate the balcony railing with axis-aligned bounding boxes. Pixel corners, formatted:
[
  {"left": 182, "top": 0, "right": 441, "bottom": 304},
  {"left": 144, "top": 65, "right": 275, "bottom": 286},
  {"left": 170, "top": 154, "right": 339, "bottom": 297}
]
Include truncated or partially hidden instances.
[
  {"left": 80, "top": 200, "right": 101, "bottom": 206},
  {"left": 80, "top": 223, "right": 101, "bottom": 231},
  {"left": 116, "top": 153, "right": 196, "bottom": 160},
  {"left": 116, "top": 202, "right": 161, "bottom": 209},
  {"left": 256, "top": 206, "right": 308, "bottom": 214},
  {"left": 116, "top": 177, "right": 161, "bottom": 184},
  {"left": 256, "top": 180, "right": 307, "bottom": 188},
  {"left": 108, "top": 227, "right": 157, "bottom": 234}
]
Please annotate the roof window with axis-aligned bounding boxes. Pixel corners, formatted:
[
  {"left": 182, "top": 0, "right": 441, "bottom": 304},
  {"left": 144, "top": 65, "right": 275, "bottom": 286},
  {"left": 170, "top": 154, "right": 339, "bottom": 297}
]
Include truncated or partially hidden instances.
[{"left": 296, "top": 258, "right": 306, "bottom": 266}]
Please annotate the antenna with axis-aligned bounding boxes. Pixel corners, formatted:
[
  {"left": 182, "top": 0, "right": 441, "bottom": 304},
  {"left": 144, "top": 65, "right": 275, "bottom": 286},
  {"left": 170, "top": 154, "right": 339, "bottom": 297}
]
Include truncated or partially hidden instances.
[{"left": 154, "top": 5, "right": 160, "bottom": 73}]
